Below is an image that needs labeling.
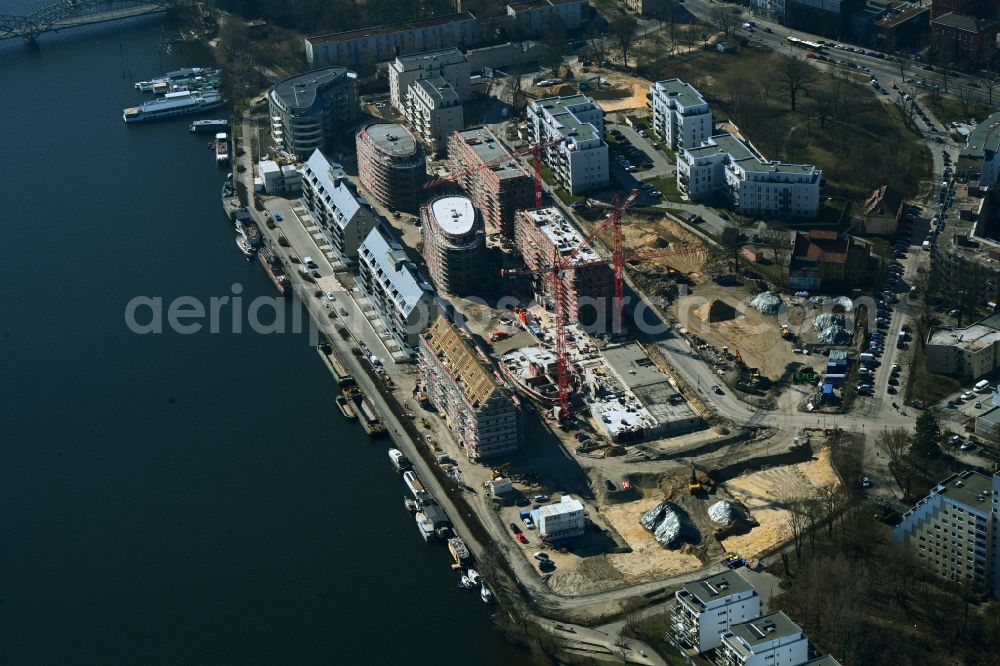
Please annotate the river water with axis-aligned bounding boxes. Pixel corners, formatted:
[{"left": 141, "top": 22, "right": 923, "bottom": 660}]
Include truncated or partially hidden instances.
[{"left": 0, "top": 14, "right": 523, "bottom": 665}]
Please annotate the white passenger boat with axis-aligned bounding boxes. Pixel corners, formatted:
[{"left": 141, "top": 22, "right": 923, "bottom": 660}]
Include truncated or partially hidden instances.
[
  {"left": 415, "top": 511, "right": 436, "bottom": 542},
  {"left": 388, "top": 448, "right": 412, "bottom": 472},
  {"left": 123, "top": 90, "right": 225, "bottom": 124}
]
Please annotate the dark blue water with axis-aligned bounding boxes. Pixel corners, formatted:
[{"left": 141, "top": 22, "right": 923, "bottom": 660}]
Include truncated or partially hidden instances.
[{"left": 0, "top": 16, "right": 519, "bottom": 665}]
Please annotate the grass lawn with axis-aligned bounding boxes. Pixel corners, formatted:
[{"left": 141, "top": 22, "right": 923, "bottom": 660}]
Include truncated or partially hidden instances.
[
  {"left": 924, "top": 94, "right": 993, "bottom": 126},
  {"left": 643, "top": 175, "right": 682, "bottom": 202},
  {"left": 632, "top": 613, "right": 690, "bottom": 666},
  {"left": 555, "top": 188, "right": 586, "bottom": 205}
]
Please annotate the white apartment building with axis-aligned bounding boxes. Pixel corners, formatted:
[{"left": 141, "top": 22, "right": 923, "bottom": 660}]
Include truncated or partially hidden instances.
[
  {"left": 677, "top": 133, "right": 822, "bottom": 218},
  {"left": 528, "top": 94, "right": 609, "bottom": 195},
  {"left": 267, "top": 67, "right": 359, "bottom": 160},
  {"left": 650, "top": 79, "right": 713, "bottom": 152},
  {"left": 357, "top": 225, "right": 437, "bottom": 352},
  {"left": 925, "top": 312, "right": 1000, "bottom": 379},
  {"left": 537, "top": 495, "right": 587, "bottom": 541},
  {"left": 418, "top": 316, "right": 519, "bottom": 460},
  {"left": 301, "top": 150, "right": 379, "bottom": 262},
  {"left": 305, "top": 13, "right": 481, "bottom": 66},
  {"left": 389, "top": 48, "right": 472, "bottom": 112},
  {"left": 716, "top": 612, "right": 809, "bottom": 666},
  {"left": 672, "top": 571, "right": 762, "bottom": 654},
  {"left": 893, "top": 470, "right": 995, "bottom": 595},
  {"left": 405, "top": 76, "right": 464, "bottom": 154},
  {"left": 506, "top": 0, "right": 586, "bottom": 31}
]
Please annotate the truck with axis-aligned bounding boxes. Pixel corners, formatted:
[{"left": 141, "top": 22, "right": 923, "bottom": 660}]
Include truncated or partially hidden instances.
[{"left": 859, "top": 353, "right": 875, "bottom": 364}]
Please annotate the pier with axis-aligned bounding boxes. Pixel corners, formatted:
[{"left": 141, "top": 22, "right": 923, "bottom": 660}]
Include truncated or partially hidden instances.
[{"left": 0, "top": 0, "right": 171, "bottom": 45}]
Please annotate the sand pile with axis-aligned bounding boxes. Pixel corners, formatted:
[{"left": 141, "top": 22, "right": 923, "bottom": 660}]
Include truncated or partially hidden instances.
[{"left": 694, "top": 299, "right": 738, "bottom": 323}]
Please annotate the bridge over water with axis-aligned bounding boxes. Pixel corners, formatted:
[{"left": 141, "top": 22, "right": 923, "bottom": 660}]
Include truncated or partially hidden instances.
[{"left": 0, "top": 0, "right": 173, "bottom": 44}]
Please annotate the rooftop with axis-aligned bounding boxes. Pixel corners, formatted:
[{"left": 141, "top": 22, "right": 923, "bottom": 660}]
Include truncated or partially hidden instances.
[
  {"left": 456, "top": 128, "right": 530, "bottom": 181},
  {"left": 423, "top": 316, "right": 499, "bottom": 408},
  {"left": 928, "top": 312, "right": 1000, "bottom": 351},
  {"left": 269, "top": 67, "right": 356, "bottom": 111},
  {"left": 363, "top": 123, "right": 421, "bottom": 157},
  {"left": 875, "top": 4, "right": 928, "bottom": 28},
  {"left": 929, "top": 470, "right": 994, "bottom": 511},
  {"left": 523, "top": 207, "right": 600, "bottom": 264},
  {"left": 726, "top": 612, "right": 803, "bottom": 652},
  {"left": 307, "top": 12, "right": 476, "bottom": 45},
  {"left": 392, "top": 47, "right": 467, "bottom": 71},
  {"left": 430, "top": 196, "right": 477, "bottom": 236},
  {"left": 598, "top": 342, "right": 698, "bottom": 431},
  {"left": 961, "top": 111, "right": 1000, "bottom": 161},
  {"left": 652, "top": 78, "right": 709, "bottom": 110},
  {"left": 531, "top": 94, "right": 604, "bottom": 145},
  {"left": 359, "top": 225, "right": 431, "bottom": 316},
  {"left": 538, "top": 495, "right": 585, "bottom": 519},
  {"left": 686, "top": 133, "right": 757, "bottom": 162},
  {"left": 413, "top": 75, "right": 460, "bottom": 104},
  {"left": 303, "top": 150, "right": 368, "bottom": 229},
  {"left": 679, "top": 570, "right": 756, "bottom": 611},
  {"left": 931, "top": 11, "right": 998, "bottom": 32}
]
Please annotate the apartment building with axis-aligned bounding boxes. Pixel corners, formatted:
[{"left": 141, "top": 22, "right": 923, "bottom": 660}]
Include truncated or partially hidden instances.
[
  {"left": 421, "top": 195, "right": 485, "bottom": 295},
  {"left": 536, "top": 495, "right": 587, "bottom": 540},
  {"left": 649, "top": 79, "right": 713, "bottom": 153},
  {"left": 931, "top": 12, "right": 998, "bottom": 66},
  {"left": 893, "top": 470, "right": 995, "bottom": 595},
  {"left": 404, "top": 76, "right": 464, "bottom": 154},
  {"left": 751, "top": 0, "right": 786, "bottom": 22},
  {"left": 514, "top": 207, "right": 614, "bottom": 324},
  {"left": 677, "top": 133, "right": 821, "bottom": 218},
  {"left": 357, "top": 225, "right": 437, "bottom": 352},
  {"left": 528, "top": 94, "right": 609, "bottom": 195},
  {"left": 671, "top": 570, "right": 762, "bottom": 653},
  {"left": 305, "top": 13, "right": 481, "bottom": 66},
  {"left": 958, "top": 112, "right": 1000, "bottom": 188},
  {"left": 418, "top": 317, "right": 519, "bottom": 460},
  {"left": 715, "top": 612, "right": 809, "bottom": 666},
  {"left": 388, "top": 48, "right": 472, "bottom": 112},
  {"left": 785, "top": 0, "right": 863, "bottom": 39},
  {"left": 448, "top": 128, "right": 534, "bottom": 236},
  {"left": 505, "top": 0, "right": 586, "bottom": 31},
  {"left": 925, "top": 312, "right": 1000, "bottom": 379},
  {"left": 301, "top": 150, "right": 379, "bottom": 262},
  {"left": 356, "top": 123, "right": 428, "bottom": 214},
  {"left": 267, "top": 68, "right": 359, "bottom": 160}
]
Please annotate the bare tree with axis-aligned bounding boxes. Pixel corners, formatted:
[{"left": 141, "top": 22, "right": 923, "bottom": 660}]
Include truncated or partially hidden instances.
[
  {"left": 612, "top": 637, "right": 632, "bottom": 663},
  {"left": 786, "top": 494, "right": 809, "bottom": 562},
  {"left": 708, "top": 5, "right": 742, "bottom": 42},
  {"left": 878, "top": 426, "right": 912, "bottom": 495},
  {"left": 610, "top": 14, "right": 638, "bottom": 67},
  {"left": 775, "top": 53, "right": 816, "bottom": 112},
  {"left": 585, "top": 20, "right": 608, "bottom": 64},
  {"left": 761, "top": 228, "right": 788, "bottom": 264}
]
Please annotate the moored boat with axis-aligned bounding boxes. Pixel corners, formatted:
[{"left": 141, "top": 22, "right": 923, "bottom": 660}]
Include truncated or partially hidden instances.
[
  {"left": 388, "top": 448, "right": 412, "bottom": 472},
  {"left": 448, "top": 537, "right": 470, "bottom": 565},
  {"left": 336, "top": 394, "right": 356, "bottom": 420},
  {"left": 458, "top": 575, "right": 473, "bottom": 589},
  {"left": 415, "top": 511, "right": 436, "bottom": 541},
  {"left": 403, "top": 496, "right": 418, "bottom": 514},
  {"left": 236, "top": 236, "right": 255, "bottom": 258},
  {"left": 123, "top": 90, "right": 225, "bottom": 124},
  {"left": 342, "top": 386, "right": 386, "bottom": 437},
  {"left": 191, "top": 119, "right": 229, "bottom": 133},
  {"left": 215, "top": 132, "right": 229, "bottom": 164},
  {"left": 467, "top": 569, "right": 481, "bottom": 585},
  {"left": 403, "top": 470, "right": 430, "bottom": 503},
  {"left": 480, "top": 584, "right": 493, "bottom": 604}
]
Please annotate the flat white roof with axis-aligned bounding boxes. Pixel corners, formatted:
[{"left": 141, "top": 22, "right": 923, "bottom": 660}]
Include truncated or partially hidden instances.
[
  {"left": 431, "top": 196, "right": 476, "bottom": 235},
  {"left": 539, "top": 496, "right": 584, "bottom": 519},
  {"left": 525, "top": 208, "right": 600, "bottom": 264}
]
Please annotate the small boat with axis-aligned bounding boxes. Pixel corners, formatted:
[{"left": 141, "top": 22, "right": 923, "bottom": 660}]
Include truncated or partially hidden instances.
[
  {"left": 388, "top": 448, "right": 412, "bottom": 472},
  {"left": 415, "top": 512, "right": 436, "bottom": 542},
  {"left": 336, "top": 394, "right": 357, "bottom": 420},
  {"left": 236, "top": 236, "right": 255, "bottom": 257},
  {"left": 403, "top": 497, "right": 418, "bottom": 514},
  {"left": 458, "top": 575, "right": 473, "bottom": 589},
  {"left": 215, "top": 132, "right": 230, "bottom": 164},
  {"left": 449, "top": 537, "right": 470, "bottom": 565},
  {"left": 467, "top": 569, "right": 481, "bottom": 585},
  {"left": 480, "top": 584, "right": 494, "bottom": 604},
  {"left": 190, "top": 119, "right": 228, "bottom": 133}
]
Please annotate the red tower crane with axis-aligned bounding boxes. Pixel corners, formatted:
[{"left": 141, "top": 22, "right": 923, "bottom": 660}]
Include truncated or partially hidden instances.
[
  {"left": 502, "top": 191, "right": 706, "bottom": 420},
  {"left": 423, "top": 133, "right": 563, "bottom": 210}
]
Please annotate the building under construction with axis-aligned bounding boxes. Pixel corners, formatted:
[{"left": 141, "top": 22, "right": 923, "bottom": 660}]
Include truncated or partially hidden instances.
[
  {"left": 419, "top": 316, "right": 520, "bottom": 460},
  {"left": 448, "top": 128, "right": 534, "bottom": 236},
  {"left": 356, "top": 123, "right": 427, "bottom": 213},
  {"left": 514, "top": 207, "right": 614, "bottom": 325},
  {"left": 421, "top": 195, "right": 485, "bottom": 296}
]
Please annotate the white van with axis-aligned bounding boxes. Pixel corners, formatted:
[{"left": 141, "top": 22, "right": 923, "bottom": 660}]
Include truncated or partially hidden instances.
[
  {"left": 922, "top": 240, "right": 931, "bottom": 251},
  {"left": 975, "top": 379, "right": 991, "bottom": 392}
]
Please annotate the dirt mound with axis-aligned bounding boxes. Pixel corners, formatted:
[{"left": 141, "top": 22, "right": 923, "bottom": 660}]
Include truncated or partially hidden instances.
[{"left": 695, "top": 299, "right": 738, "bottom": 323}]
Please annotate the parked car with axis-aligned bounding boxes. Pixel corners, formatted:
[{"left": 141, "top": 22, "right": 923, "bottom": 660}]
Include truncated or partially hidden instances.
[
  {"left": 961, "top": 391, "right": 974, "bottom": 401},
  {"left": 509, "top": 522, "right": 522, "bottom": 534},
  {"left": 516, "top": 532, "right": 528, "bottom": 544}
]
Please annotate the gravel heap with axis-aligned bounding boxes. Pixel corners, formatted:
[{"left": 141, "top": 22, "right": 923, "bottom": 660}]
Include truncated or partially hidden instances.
[
  {"left": 708, "top": 500, "right": 736, "bottom": 525},
  {"left": 747, "top": 291, "right": 783, "bottom": 315},
  {"left": 813, "top": 313, "right": 845, "bottom": 330},
  {"left": 640, "top": 501, "right": 681, "bottom": 547}
]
